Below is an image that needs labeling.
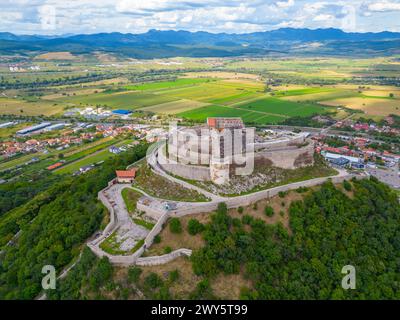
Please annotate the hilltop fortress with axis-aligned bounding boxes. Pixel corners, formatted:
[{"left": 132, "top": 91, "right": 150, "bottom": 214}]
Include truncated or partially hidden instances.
[{"left": 154, "top": 118, "right": 315, "bottom": 185}]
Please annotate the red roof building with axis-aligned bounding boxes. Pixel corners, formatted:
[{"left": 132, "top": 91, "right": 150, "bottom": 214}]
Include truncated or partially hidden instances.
[
  {"left": 207, "top": 117, "right": 244, "bottom": 130},
  {"left": 116, "top": 168, "right": 137, "bottom": 183},
  {"left": 47, "top": 162, "right": 63, "bottom": 170}
]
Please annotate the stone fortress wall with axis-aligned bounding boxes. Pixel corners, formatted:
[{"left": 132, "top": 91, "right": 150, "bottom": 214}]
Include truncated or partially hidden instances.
[
  {"left": 157, "top": 145, "right": 211, "bottom": 181},
  {"left": 157, "top": 124, "right": 315, "bottom": 182},
  {"left": 256, "top": 142, "right": 315, "bottom": 169}
]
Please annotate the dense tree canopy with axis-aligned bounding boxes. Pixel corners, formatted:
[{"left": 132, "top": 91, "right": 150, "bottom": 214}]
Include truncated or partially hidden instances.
[
  {"left": 0, "top": 172, "right": 60, "bottom": 216},
  {"left": 192, "top": 178, "right": 400, "bottom": 299},
  {"left": 0, "top": 143, "right": 148, "bottom": 299}
]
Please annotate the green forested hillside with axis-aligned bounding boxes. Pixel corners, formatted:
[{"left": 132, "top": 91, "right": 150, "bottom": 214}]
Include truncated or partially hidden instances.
[
  {"left": 48, "top": 177, "right": 400, "bottom": 300},
  {"left": 0, "top": 143, "right": 148, "bottom": 299},
  {"left": 192, "top": 178, "right": 400, "bottom": 299},
  {"left": 0, "top": 173, "right": 60, "bottom": 216}
]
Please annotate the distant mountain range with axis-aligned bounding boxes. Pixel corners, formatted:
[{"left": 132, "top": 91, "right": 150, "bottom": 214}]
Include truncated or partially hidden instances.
[{"left": 1, "top": 28, "right": 400, "bottom": 59}]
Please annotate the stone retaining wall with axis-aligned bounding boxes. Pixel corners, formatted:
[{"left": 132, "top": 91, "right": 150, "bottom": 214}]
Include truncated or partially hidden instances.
[
  {"left": 158, "top": 145, "right": 211, "bottom": 181},
  {"left": 137, "top": 201, "right": 165, "bottom": 220},
  {"left": 92, "top": 185, "right": 117, "bottom": 246},
  {"left": 171, "top": 173, "right": 362, "bottom": 217},
  {"left": 144, "top": 212, "right": 169, "bottom": 248},
  {"left": 88, "top": 244, "right": 145, "bottom": 266},
  {"left": 256, "top": 142, "right": 315, "bottom": 169},
  {"left": 136, "top": 249, "right": 192, "bottom": 266}
]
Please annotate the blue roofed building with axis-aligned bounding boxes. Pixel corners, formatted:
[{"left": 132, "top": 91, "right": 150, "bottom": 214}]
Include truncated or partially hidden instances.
[{"left": 112, "top": 109, "right": 132, "bottom": 115}]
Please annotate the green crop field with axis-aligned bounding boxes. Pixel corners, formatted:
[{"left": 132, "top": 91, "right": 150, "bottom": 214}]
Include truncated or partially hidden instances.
[
  {"left": 0, "top": 153, "right": 42, "bottom": 172},
  {"left": 138, "top": 99, "right": 210, "bottom": 114},
  {"left": 159, "top": 81, "right": 262, "bottom": 103},
  {"left": 124, "top": 78, "right": 214, "bottom": 91},
  {"left": 55, "top": 140, "right": 132, "bottom": 174},
  {"left": 179, "top": 105, "right": 288, "bottom": 124},
  {"left": 58, "top": 91, "right": 178, "bottom": 110},
  {"left": 235, "top": 97, "right": 329, "bottom": 117},
  {"left": 279, "top": 89, "right": 359, "bottom": 102},
  {"left": 209, "top": 91, "right": 264, "bottom": 106},
  {"left": 274, "top": 87, "right": 335, "bottom": 97}
]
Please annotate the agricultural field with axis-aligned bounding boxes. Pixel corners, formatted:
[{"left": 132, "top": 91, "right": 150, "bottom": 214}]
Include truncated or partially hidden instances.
[
  {"left": 236, "top": 97, "right": 328, "bottom": 117},
  {"left": 34, "top": 51, "right": 78, "bottom": 60},
  {"left": 0, "top": 153, "right": 41, "bottom": 172},
  {"left": 320, "top": 96, "right": 400, "bottom": 116},
  {"left": 0, "top": 97, "right": 65, "bottom": 116},
  {"left": 1, "top": 57, "right": 399, "bottom": 121},
  {"left": 0, "top": 122, "right": 33, "bottom": 139},
  {"left": 124, "top": 78, "right": 213, "bottom": 91},
  {"left": 271, "top": 85, "right": 400, "bottom": 118},
  {"left": 179, "top": 96, "right": 331, "bottom": 124},
  {"left": 57, "top": 91, "right": 178, "bottom": 110},
  {"left": 223, "top": 57, "right": 398, "bottom": 81},
  {"left": 179, "top": 105, "right": 288, "bottom": 124},
  {"left": 138, "top": 99, "right": 210, "bottom": 114},
  {"left": 54, "top": 139, "right": 133, "bottom": 174},
  {"left": 158, "top": 80, "right": 263, "bottom": 103}
]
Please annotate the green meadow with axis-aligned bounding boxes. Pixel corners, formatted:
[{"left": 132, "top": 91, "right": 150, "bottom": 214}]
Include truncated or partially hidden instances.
[
  {"left": 124, "top": 78, "right": 214, "bottom": 91},
  {"left": 179, "top": 105, "right": 288, "bottom": 124},
  {"left": 55, "top": 140, "right": 132, "bottom": 174},
  {"left": 235, "top": 97, "right": 328, "bottom": 117},
  {"left": 58, "top": 91, "right": 177, "bottom": 109}
]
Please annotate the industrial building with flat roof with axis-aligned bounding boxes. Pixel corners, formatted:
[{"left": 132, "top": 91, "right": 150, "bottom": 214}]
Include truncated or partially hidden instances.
[
  {"left": 17, "top": 122, "right": 51, "bottom": 135},
  {"left": 44, "top": 123, "right": 66, "bottom": 131}
]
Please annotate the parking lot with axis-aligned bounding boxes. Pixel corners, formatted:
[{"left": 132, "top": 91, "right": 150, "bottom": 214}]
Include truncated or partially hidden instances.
[{"left": 366, "top": 167, "right": 400, "bottom": 190}]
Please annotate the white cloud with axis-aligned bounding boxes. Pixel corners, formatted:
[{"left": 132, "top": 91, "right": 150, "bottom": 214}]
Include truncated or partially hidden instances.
[
  {"left": 368, "top": 1, "right": 400, "bottom": 12},
  {"left": 313, "top": 14, "right": 334, "bottom": 21},
  {"left": 276, "top": 0, "right": 295, "bottom": 9},
  {"left": 0, "top": 0, "right": 399, "bottom": 34},
  {"left": 38, "top": 4, "right": 57, "bottom": 30}
]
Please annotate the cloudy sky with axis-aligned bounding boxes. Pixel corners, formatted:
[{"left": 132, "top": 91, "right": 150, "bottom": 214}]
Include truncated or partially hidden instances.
[{"left": 1, "top": 0, "right": 400, "bottom": 35}]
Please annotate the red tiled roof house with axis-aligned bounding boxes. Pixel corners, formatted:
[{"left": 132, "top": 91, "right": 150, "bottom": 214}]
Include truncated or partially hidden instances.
[{"left": 115, "top": 168, "right": 137, "bottom": 184}]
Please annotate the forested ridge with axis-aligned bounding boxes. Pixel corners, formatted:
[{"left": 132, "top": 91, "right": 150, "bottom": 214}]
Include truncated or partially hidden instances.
[
  {"left": 0, "top": 172, "right": 60, "bottom": 217},
  {"left": 192, "top": 178, "right": 400, "bottom": 299},
  {"left": 47, "top": 177, "right": 400, "bottom": 300},
  {"left": 0, "top": 143, "right": 148, "bottom": 299}
]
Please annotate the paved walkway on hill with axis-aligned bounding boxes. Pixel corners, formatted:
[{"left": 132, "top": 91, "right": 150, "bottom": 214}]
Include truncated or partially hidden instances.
[{"left": 88, "top": 184, "right": 149, "bottom": 258}]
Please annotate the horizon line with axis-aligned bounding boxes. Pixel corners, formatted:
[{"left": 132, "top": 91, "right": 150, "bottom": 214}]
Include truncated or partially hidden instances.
[{"left": 2, "top": 27, "right": 400, "bottom": 37}]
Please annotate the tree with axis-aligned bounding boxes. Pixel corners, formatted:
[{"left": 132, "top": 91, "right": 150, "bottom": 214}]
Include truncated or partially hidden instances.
[
  {"left": 169, "top": 218, "right": 182, "bottom": 234},
  {"left": 189, "top": 279, "right": 215, "bottom": 300},
  {"left": 144, "top": 273, "right": 163, "bottom": 290},
  {"left": 169, "top": 270, "right": 179, "bottom": 282},
  {"left": 343, "top": 180, "right": 352, "bottom": 191},
  {"left": 191, "top": 178, "right": 400, "bottom": 300},
  {"left": 217, "top": 202, "right": 227, "bottom": 214},
  {"left": 264, "top": 206, "right": 274, "bottom": 217},
  {"left": 0, "top": 143, "right": 149, "bottom": 299},
  {"left": 164, "top": 246, "right": 172, "bottom": 254},
  {"left": 128, "top": 267, "right": 142, "bottom": 284},
  {"left": 153, "top": 235, "right": 161, "bottom": 244},
  {"left": 187, "top": 219, "right": 204, "bottom": 235}
]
